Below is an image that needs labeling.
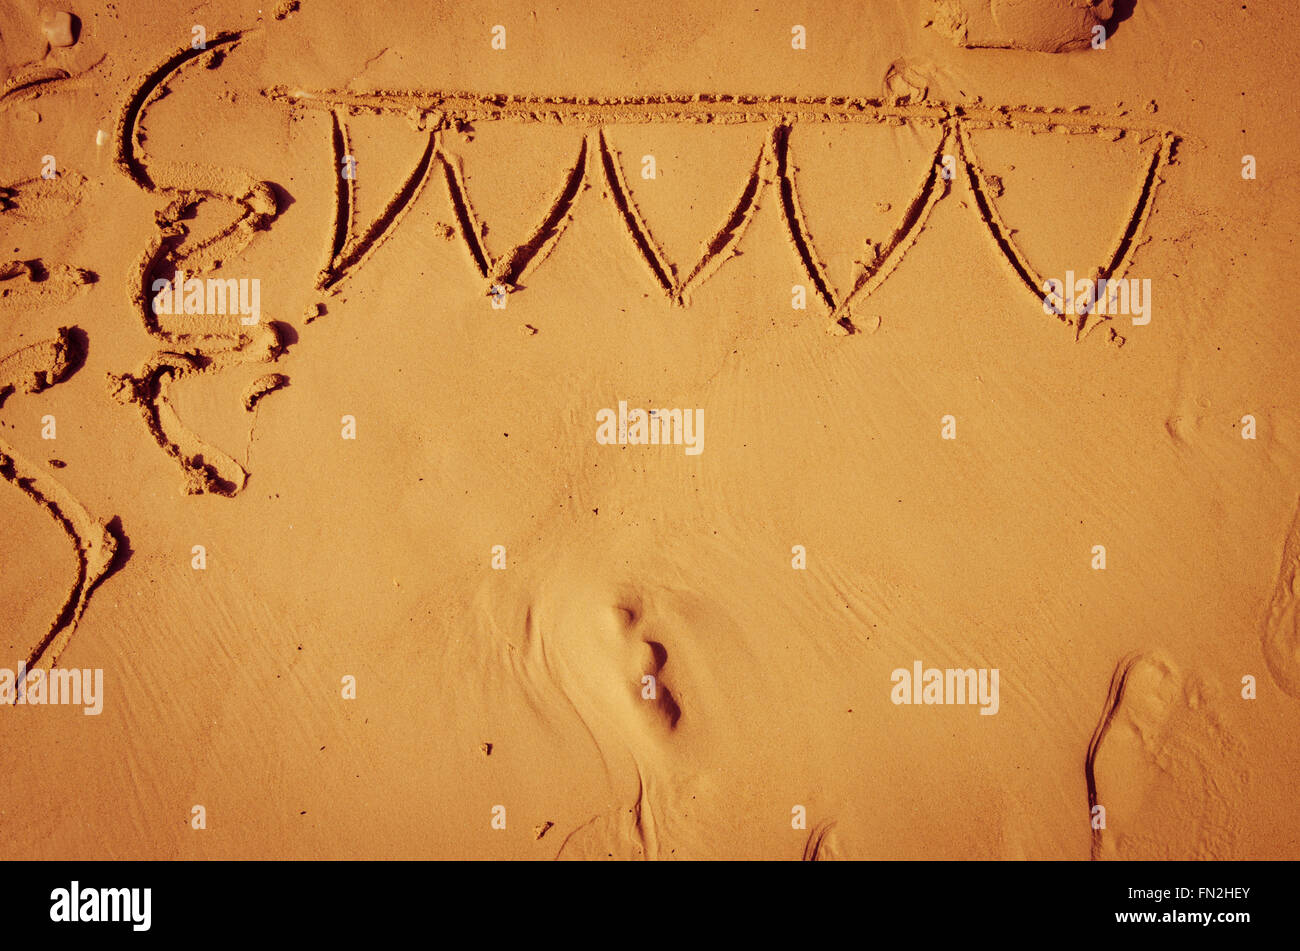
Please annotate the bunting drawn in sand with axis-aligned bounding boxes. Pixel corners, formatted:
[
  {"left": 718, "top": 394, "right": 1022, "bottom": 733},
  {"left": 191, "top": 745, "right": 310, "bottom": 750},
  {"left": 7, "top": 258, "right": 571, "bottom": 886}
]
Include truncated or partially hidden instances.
[
  {"left": 93, "top": 66, "right": 1182, "bottom": 505},
  {"left": 111, "top": 30, "right": 290, "bottom": 496},
  {"left": 263, "top": 88, "right": 1179, "bottom": 341}
]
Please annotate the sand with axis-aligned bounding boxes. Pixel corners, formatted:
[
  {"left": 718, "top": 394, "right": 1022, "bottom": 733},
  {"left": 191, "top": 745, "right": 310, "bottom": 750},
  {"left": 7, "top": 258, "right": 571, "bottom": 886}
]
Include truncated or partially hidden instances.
[{"left": 1, "top": 0, "right": 1297, "bottom": 860}]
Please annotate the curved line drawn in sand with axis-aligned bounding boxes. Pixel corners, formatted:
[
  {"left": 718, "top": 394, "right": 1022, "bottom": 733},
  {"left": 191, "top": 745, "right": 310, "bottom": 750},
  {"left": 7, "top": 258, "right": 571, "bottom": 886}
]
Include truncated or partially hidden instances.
[
  {"left": 1085, "top": 651, "right": 1248, "bottom": 860},
  {"left": 1261, "top": 496, "right": 1300, "bottom": 698},
  {"left": 0, "top": 327, "right": 81, "bottom": 409},
  {"left": 0, "top": 171, "right": 88, "bottom": 222},
  {"left": 109, "top": 32, "right": 289, "bottom": 495},
  {"left": 1, "top": 65, "right": 74, "bottom": 104},
  {"left": 263, "top": 88, "right": 1179, "bottom": 342},
  {"left": 801, "top": 820, "right": 843, "bottom": 860},
  {"left": 241, "top": 372, "right": 289, "bottom": 411},
  {"left": 0, "top": 55, "right": 109, "bottom": 107},
  {"left": 0, "top": 259, "right": 95, "bottom": 311},
  {"left": 1, "top": 173, "right": 98, "bottom": 310},
  {"left": 0, "top": 328, "right": 122, "bottom": 673}
]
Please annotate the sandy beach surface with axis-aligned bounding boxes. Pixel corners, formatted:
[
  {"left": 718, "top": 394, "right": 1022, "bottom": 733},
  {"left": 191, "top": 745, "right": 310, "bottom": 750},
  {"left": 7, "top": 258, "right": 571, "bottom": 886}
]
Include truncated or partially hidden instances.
[{"left": 1, "top": 0, "right": 1297, "bottom": 860}]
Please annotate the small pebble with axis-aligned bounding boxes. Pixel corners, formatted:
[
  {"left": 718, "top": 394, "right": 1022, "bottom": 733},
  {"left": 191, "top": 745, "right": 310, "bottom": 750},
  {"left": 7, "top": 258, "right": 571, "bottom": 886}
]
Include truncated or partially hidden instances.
[{"left": 41, "top": 9, "right": 76, "bottom": 48}]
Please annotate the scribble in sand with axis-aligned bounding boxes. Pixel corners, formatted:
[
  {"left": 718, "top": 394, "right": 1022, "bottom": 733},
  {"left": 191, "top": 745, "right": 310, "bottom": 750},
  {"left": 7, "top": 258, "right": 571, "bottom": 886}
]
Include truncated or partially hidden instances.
[
  {"left": 0, "top": 328, "right": 121, "bottom": 671},
  {"left": 264, "top": 88, "right": 1178, "bottom": 341},
  {"left": 115, "top": 31, "right": 278, "bottom": 278},
  {"left": 107, "top": 324, "right": 286, "bottom": 497},
  {"left": 1085, "top": 651, "right": 1247, "bottom": 860},
  {"left": 1261, "top": 496, "right": 1300, "bottom": 698},
  {"left": 110, "top": 31, "right": 287, "bottom": 494}
]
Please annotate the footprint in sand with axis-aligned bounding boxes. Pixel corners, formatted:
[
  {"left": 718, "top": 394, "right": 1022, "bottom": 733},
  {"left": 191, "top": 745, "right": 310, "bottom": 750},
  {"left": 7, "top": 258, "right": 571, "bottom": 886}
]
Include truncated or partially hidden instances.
[
  {"left": 1085, "top": 651, "right": 1248, "bottom": 860},
  {"left": 1261, "top": 497, "right": 1300, "bottom": 698},
  {"left": 802, "top": 820, "right": 845, "bottom": 861},
  {"left": 505, "top": 573, "right": 705, "bottom": 859},
  {"left": 526, "top": 583, "right": 683, "bottom": 753}
]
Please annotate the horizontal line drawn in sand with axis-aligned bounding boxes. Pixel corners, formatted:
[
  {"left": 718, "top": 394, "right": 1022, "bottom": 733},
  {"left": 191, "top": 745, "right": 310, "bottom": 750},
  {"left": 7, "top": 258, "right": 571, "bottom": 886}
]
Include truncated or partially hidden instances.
[
  {"left": 0, "top": 328, "right": 122, "bottom": 672},
  {"left": 1085, "top": 651, "right": 1247, "bottom": 860},
  {"left": 262, "top": 89, "right": 1169, "bottom": 132},
  {"left": 1261, "top": 496, "right": 1300, "bottom": 698},
  {"left": 111, "top": 31, "right": 288, "bottom": 495},
  {"left": 266, "top": 89, "right": 1177, "bottom": 340}
]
